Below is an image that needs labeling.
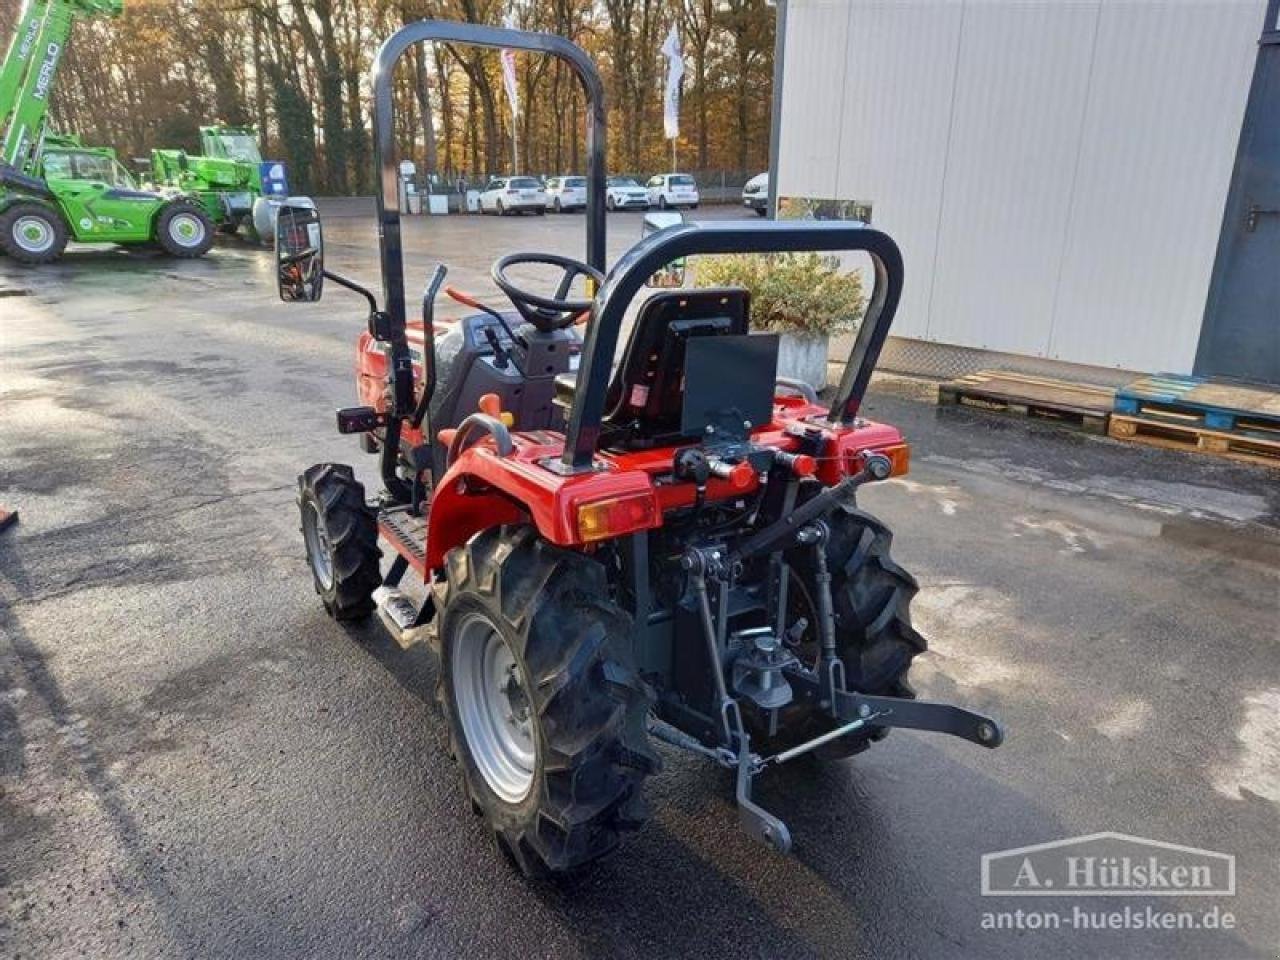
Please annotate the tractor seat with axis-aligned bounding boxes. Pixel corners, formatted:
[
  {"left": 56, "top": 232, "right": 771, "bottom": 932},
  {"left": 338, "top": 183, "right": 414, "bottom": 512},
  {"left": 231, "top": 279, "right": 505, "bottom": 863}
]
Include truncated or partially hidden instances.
[{"left": 550, "top": 287, "right": 750, "bottom": 435}]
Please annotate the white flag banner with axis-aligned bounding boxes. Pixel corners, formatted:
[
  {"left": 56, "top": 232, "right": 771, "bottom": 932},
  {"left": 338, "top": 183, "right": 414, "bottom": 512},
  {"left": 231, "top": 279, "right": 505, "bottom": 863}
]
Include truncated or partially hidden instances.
[
  {"left": 501, "top": 14, "right": 519, "bottom": 119},
  {"left": 660, "top": 24, "right": 684, "bottom": 141}
]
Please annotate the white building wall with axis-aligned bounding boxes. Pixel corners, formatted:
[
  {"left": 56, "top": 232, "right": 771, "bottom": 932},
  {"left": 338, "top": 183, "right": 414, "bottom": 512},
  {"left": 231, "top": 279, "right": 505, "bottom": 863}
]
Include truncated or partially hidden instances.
[{"left": 777, "top": 0, "right": 1265, "bottom": 373}]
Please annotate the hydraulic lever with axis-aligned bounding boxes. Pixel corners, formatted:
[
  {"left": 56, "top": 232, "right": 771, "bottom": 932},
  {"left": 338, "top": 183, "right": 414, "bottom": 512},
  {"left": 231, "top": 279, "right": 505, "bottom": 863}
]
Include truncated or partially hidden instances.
[
  {"left": 410, "top": 265, "right": 448, "bottom": 430},
  {"left": 733, "top": 451, "right": 892, "bottom": 563}
]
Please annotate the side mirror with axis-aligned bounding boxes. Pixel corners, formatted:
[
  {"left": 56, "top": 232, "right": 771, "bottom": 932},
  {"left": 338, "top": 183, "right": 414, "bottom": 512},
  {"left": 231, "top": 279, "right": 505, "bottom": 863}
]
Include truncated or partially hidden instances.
[
  {"left": 642, "top": 210, "right": 686, "bottom": 288},
  {"left": 276, "top": 201, "right": 324, "bottom": 302}
]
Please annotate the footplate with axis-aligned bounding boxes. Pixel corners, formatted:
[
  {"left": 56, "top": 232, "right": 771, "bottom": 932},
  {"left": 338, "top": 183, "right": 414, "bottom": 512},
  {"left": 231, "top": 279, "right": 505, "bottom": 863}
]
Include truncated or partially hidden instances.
[
  {"left": 378, "top": 508, "right": 428, "bottom": 575},
  {"left": 373, "top": 585, "right": 432, "bottom": 649}
]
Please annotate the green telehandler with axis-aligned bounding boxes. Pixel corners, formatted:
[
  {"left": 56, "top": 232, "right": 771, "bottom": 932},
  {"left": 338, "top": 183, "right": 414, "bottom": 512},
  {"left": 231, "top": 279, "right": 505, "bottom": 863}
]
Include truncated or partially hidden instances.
[
  {"left": 147, "top": 123, "right": 294, "bottom": 244},
  {"left": 0, "top": 0, "right": 213, "bottom": 264}
]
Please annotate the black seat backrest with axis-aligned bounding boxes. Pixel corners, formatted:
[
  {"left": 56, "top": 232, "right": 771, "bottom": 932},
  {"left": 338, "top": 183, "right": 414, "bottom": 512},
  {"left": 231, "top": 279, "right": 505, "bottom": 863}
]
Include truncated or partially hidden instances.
[{"left": 602, "top": 287, "right": 750, "bottom": 448}]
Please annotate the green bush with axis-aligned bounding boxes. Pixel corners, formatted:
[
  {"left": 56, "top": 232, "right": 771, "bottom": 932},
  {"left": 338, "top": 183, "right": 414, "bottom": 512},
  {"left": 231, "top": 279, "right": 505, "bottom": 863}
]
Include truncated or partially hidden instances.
[{"left": 693, "top": 252, "right": 864, "bottom": 339}]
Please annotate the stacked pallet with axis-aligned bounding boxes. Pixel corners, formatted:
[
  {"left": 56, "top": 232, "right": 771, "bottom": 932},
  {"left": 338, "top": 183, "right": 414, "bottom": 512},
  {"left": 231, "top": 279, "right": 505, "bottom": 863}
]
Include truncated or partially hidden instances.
[
  {"left": 937, "top": 370, "right": 1114, "bottom": 434},
  {"left": 1109, "top": 374, "right": 1280, "bottom": 468}
]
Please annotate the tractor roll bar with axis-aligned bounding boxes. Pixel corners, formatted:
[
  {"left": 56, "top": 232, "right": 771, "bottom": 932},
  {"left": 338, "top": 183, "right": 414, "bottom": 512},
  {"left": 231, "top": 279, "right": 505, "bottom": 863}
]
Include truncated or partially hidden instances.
[
  {"left": 562, "top": 220, "right": 904, "bottom": 471},
  {"left": 372, "top": 20, "right": 608, "bottom": 341}
]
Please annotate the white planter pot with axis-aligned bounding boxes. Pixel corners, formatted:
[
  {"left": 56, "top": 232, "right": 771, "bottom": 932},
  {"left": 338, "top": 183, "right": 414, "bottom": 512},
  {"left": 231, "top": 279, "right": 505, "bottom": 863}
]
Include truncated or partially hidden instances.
[{"left": 776, "top": 332, "right": 830, "bottom": 391}]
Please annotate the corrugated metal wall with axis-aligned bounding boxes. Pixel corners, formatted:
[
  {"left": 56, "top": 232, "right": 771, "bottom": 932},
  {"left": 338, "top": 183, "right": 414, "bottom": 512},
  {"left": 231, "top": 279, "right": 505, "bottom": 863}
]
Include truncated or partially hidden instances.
[{"left": 778, "top": 0, "right": 1265, "bottom": 373}]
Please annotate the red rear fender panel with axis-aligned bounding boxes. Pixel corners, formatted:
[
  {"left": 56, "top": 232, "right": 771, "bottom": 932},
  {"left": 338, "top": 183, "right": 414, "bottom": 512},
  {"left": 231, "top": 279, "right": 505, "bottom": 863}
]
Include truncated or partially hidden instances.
[
  {"left": 425, "top": 439, "right": 660, "bottom": 568},
  {"left": 421, "top": 412, "right": 907, "bottom": 570}
]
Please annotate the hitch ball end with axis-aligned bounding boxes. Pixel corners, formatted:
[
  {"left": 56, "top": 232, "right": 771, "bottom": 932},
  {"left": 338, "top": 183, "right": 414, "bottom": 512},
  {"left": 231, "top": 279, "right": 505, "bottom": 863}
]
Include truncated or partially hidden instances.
[
  {"left": 976, "top": 720, "right": 1004, "bottom": 749},
  {"left": 864, "top": 452, "right": 893, "bottom": 481}
]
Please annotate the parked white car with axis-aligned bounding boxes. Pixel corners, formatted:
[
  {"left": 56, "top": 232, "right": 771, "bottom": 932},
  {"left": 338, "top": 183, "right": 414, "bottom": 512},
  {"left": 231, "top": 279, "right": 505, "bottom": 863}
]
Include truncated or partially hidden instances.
[
  {"left": 742, "top": 171, "right": 768, "bottom": 215},
  {"left": 646, "top": 173, "right": 700, "bottom": 210},
  {"left": 544, "top": 175, "right": 587, "bottom": 212},
  {"left": 478, "top": 176, "right": 547, "bottom": 215},
  {"left": 605, "top": 177, "right": 650, "bottom": 211}
]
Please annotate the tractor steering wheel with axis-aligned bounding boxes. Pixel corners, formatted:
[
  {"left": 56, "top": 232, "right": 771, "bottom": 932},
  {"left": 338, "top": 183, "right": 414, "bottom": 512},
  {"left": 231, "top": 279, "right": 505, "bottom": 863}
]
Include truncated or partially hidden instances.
[{"left": 491, "top": 252, "right": 604, "bottom": 331}]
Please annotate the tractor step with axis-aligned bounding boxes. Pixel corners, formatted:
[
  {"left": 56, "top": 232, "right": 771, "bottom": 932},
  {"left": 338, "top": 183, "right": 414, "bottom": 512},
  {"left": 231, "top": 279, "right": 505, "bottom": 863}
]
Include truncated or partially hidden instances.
[
  {"left": 378, "top": 508, "right": 429, "bottom": 575},
  {"left": 373, "top": 586, "right": 432, "bottom": 649}
]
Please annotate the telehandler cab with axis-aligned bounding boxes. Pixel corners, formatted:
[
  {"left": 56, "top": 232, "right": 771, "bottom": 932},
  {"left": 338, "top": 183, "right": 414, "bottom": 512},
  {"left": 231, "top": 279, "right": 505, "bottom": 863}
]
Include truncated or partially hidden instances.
[{"left": 279, "top": 20, "right": 1004, "bottom": 875}]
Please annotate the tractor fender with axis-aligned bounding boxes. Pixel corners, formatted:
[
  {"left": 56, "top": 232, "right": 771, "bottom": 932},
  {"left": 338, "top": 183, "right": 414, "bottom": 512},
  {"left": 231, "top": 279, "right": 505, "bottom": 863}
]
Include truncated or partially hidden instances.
[{"left": 424, "top": 444, "right": 659, "bottom": 569}]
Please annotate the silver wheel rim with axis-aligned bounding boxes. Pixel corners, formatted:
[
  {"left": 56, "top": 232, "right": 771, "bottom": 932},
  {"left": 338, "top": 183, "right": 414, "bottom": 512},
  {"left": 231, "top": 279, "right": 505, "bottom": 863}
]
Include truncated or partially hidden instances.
[
  {"left": 168, "top": 212, "right": 206, "bottom": 248},
  {"left": 302, "top": 501, "right": 335, "bottom": 590},
  {"left": 452, "top": 612, "right": 536, "bottom": 803},
  {"left": 13, "top": 215, "right": 54, "bottom": 254}
]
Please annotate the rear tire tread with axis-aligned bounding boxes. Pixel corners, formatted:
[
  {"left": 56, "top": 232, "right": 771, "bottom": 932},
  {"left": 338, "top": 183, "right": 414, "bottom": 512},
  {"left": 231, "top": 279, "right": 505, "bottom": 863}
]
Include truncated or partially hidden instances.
[{"left": 438, "top": 526, "right": 658, "bottom": 876}]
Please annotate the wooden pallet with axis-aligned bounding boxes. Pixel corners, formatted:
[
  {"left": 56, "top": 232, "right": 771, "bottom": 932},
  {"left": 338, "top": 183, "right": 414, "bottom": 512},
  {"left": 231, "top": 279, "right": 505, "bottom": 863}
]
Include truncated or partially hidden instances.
[
  {"left": 1108, "top": 414, "right": 1280, "bottom": 468},
  {"left": 1114, "top": 373, "right": 1280, "bottom": 441},
  {"left": 938, "top": 370, "right": 1114, "bottom": 434}
]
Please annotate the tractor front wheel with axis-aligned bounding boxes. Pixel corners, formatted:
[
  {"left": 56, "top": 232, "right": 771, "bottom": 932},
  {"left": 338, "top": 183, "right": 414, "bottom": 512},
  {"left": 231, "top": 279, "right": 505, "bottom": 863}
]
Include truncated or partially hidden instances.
[
  {"left": 439, "top": 526, "right": 658, "bottom": 876},
  {"left": 155, "top": 201, "right": 214, "bottom": 258},
  {"left": 0, "top": 203, "right": 68, "bottom": 265},
  {"left": 297, "top": 463, "right": 382, "bottom": 620}
]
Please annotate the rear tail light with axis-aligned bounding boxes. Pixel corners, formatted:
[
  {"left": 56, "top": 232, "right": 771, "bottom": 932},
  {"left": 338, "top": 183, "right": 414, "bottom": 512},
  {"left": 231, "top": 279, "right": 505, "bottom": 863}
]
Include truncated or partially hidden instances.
[
  {"left": 843, "top": 442, "right": 910, "bottom": 479},
  {"left": 882, "top": 443, "right": 910, "bottom": 477},
  {"left": 576, "top": 491, "right": 658, "bottom": 543}
]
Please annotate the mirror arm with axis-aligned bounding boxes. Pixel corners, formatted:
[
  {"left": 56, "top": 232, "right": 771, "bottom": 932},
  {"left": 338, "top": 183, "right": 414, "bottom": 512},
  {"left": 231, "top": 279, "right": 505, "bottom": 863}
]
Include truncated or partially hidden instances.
[{"left": 322, "top": 270, "right": 379, "bottom": 314}]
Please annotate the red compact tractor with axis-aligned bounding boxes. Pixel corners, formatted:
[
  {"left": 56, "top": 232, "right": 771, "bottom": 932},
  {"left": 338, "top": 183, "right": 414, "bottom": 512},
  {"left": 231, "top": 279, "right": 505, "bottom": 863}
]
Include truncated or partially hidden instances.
[{"left": 277, "top": 21, "right": 1003, "bottom": 876}]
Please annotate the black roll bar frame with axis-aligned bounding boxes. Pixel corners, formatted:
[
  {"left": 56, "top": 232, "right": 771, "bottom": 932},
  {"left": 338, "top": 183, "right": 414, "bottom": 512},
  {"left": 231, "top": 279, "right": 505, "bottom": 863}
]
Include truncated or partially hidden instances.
[
  {"left": 369, "top": 20, "right": 607, "bottom": 447},
  {"left": 562, "top": 220, "right": 905, "bottom": 471}
]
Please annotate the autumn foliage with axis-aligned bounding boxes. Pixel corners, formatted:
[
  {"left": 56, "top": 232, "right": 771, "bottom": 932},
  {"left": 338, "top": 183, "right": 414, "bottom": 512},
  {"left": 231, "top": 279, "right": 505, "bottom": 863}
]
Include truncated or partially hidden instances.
[{"left": 0, "top": 0, "right": 776, "bottom": 194}]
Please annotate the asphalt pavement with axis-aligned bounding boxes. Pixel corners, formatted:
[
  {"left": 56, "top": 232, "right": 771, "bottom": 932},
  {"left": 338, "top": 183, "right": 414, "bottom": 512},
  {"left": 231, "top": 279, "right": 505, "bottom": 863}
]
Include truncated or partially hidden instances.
[{"left": 1, "top": 204, "right": 1278, "bottom": 960}]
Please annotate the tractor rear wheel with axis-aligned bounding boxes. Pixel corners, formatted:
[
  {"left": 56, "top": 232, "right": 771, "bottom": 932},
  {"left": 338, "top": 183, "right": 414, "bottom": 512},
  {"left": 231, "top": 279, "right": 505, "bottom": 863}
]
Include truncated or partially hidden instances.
[
  {"left": 438, "top": 526, "right": 658, "bottom": 876},
  {"left": 763, "top": 505, "right": 926, "bottom": 759},
  {"left": 155, "top": 201, "right": 214, "bottom": 258},
  {"left": 297, "top": 463, "right": 382, "bottom": 620},
  {"left": 0, "top": 202, "right": 68, "bottom": 264}
]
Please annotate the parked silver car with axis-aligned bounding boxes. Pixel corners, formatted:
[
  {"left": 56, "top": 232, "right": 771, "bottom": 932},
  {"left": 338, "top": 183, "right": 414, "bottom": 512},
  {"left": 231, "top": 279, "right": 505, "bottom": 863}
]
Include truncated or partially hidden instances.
[
  {"left": 478, "top": 176, "right": 547, "bottom": 215},
  {"left": 605, "top": 177, "right": 650, "bottom": 211},
  {"left": 742, "top": 172, "right": 769, "bottom": 215},
  {"left": 545, "top": 175, "right": 587, "bottom": 212}
]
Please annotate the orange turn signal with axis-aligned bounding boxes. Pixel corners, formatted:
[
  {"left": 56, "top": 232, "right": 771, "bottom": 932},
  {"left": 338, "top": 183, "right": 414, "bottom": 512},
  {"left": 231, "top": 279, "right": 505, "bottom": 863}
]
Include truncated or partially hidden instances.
[
  {"left": 576, "top": 492, "right": 658, "bottom": 543},
  {"left": 883, "top": 443, "right": 910, "bottom": 477}
]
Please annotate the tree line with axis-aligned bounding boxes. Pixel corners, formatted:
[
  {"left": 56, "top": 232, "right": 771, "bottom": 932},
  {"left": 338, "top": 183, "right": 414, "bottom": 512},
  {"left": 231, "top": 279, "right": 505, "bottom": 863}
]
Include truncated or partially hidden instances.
[{"left": 0, "top": 0, "right": 775, "bottom": 194}]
